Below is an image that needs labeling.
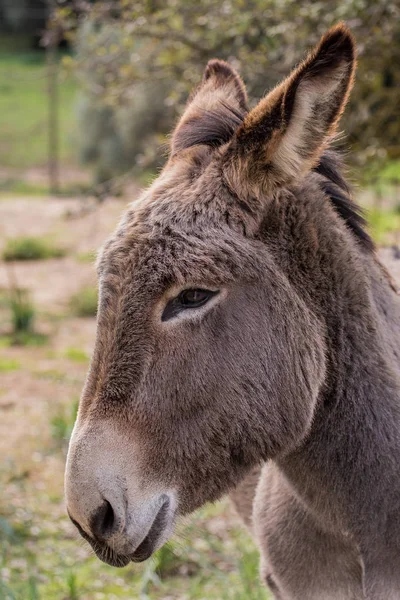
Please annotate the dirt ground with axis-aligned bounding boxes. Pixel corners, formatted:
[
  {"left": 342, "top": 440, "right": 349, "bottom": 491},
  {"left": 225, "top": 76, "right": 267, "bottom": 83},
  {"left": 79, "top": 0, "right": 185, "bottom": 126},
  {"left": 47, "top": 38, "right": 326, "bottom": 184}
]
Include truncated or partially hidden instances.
[
  {"left": 0, "top": 192, "right": 399, "bottom": 600},
  {"left": 0, "top": 194, "right": 128, "bottom": 455}
]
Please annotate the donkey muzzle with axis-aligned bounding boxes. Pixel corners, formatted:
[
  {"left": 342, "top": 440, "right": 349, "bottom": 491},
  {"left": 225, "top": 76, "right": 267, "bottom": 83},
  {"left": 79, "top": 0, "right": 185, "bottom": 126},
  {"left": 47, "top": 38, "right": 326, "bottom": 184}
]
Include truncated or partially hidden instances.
[{"left": 65, "top": 419, "right": 177, "bottom": 566}]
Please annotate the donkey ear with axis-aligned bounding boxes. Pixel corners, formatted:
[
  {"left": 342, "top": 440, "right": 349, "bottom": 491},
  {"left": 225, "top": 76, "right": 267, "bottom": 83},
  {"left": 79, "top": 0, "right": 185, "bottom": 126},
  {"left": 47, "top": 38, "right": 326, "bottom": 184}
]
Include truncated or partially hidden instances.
[
  {"left": 171, "top": 59, "right": 248, "bottom": 156},
  {"left": 225, "top": 24, "right": 356, "bottom": 194}
]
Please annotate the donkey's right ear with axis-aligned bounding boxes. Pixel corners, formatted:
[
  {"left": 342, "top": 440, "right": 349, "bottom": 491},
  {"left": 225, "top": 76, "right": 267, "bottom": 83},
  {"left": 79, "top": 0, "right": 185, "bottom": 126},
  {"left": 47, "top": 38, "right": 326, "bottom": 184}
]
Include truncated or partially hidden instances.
[
  {"left": 223, "top": 24, "right": 356, "bottom": 198},
  {"left": 171, "top": 59, "right": 248, "bottom": 156}
]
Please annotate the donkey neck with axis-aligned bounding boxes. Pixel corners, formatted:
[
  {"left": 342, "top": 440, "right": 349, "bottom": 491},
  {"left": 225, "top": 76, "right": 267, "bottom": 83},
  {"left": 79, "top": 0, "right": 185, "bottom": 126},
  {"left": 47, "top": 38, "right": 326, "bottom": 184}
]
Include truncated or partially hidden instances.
[{"left": 263, "top": 180, "right": 400, "bottom": 547}]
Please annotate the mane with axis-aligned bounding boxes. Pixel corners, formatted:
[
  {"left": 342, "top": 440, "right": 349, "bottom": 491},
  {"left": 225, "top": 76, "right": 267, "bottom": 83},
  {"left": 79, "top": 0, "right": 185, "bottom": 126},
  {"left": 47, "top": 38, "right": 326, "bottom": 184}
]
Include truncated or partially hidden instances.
[
  {"left": 314, "top": 150, "right": 374, "bottom": 252},
  {"left": 175, "top": 103, "right": 374, "bottom": 252}
]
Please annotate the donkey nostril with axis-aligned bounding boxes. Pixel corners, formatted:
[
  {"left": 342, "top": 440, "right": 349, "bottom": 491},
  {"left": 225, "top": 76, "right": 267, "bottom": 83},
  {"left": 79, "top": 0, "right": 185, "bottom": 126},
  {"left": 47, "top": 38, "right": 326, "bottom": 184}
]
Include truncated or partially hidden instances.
[
  {"left": 102, "top": 500, "right": 115, "bottom": 534},
  {"left": 90, "top": 500, "right": 116, "bottom": 541}
]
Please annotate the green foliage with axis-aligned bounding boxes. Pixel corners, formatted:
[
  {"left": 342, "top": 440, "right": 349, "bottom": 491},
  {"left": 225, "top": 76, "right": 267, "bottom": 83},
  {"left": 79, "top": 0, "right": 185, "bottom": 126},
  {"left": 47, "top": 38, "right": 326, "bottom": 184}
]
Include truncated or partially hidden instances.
[
  {"left": 3, "top": 237, "right": 66, "bottom": 261},
  {"left": 74, "top": 66, "right": 169, "bottom": 183},
  {"left": 69, "top": 286, "right": 98, "bottom": 317},
  {"left": 57, "top": 0, "right": 400, "bottom": 182}
]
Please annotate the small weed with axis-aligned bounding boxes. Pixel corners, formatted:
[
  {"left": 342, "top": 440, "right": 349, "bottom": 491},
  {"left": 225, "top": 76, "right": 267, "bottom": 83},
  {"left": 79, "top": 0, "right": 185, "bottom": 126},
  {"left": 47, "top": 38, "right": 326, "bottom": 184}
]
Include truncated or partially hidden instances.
[
  {"left": 70, "top": 286, "right": 98, "bottom": 317},
  {"left": 9, "top": 288, "right": 35, "bottom": 333},
  {"left": 64, "top": 347, "right": 89, "bottom": 363},
  {"left": 3, "top": 237, "right": 66, "bottom": 261},
  {"left": 1, "top": 289, "right": 47, "bottom": 345}
]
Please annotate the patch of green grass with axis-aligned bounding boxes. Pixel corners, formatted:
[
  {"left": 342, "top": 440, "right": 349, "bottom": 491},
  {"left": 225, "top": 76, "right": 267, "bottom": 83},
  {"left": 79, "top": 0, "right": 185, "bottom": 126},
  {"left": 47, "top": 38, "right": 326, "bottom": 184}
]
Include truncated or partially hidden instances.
[
  {"left": 368, "top": 206, "right": 400, "bottom": 245},
  {"left": 0, "top": 499, "right": 271, "bottom": 600},
  {"left": 70, "top": 286, "right": 98, "bottom": 317},
  {"left": 0, "top": 357, "right": 20, "bottom": 372},
  {"left": 3, "top": 237, "right": 66, "bottom": 261},
  {"left": 0, "top": 49, "right": 78, "bottom": 169},
  {"left": 64, "top": 347, "right": 89, "bottom": 363}
]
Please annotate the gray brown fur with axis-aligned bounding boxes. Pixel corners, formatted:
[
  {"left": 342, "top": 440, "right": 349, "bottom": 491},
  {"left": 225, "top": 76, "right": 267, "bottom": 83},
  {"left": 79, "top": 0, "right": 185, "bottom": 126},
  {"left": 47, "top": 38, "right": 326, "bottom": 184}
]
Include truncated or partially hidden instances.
[{"left": 65, "top": 24, "right": 400, "bottom": 599}]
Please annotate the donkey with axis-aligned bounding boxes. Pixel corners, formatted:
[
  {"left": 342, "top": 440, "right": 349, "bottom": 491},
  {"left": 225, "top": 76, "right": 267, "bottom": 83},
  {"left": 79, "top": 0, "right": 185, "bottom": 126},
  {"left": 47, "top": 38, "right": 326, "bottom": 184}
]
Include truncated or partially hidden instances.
[{"left": 65, "top": 24, "right": 400, "bottom": 599}]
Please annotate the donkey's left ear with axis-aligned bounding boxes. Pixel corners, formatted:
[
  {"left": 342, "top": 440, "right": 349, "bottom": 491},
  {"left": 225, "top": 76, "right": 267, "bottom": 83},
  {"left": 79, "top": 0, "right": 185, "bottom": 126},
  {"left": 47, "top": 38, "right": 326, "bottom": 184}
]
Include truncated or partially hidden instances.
[
  {"left": 171, "top": 59, "right": 248, "bottom": 156},
  {"left": 225, "top": 23, "right": 356, "bottom": 194}
]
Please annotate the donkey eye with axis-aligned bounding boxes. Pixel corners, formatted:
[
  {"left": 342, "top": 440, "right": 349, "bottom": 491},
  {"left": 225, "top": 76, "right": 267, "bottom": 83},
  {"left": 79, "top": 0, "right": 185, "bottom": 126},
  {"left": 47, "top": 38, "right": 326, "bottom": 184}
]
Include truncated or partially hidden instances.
[
  {"left": 162, "top": 289, "right": 219, "bottom": 321},
  {"left": 179, "top": 289, "right": 214, "bottom": 306}
]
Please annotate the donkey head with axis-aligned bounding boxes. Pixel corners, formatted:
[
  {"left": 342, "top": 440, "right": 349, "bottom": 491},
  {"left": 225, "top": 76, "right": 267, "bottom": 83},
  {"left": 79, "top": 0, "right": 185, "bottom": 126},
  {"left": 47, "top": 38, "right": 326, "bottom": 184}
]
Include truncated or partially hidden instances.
[{"left": 65, "top": 25, "right": 355, "bottom": 566}]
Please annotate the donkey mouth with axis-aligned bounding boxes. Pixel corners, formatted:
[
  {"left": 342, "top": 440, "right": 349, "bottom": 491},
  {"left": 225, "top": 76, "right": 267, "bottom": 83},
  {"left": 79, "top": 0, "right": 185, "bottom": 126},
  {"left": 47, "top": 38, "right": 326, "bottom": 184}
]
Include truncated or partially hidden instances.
[{"left": 93, "top": 495, "right": 173, "bottom": 567}]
